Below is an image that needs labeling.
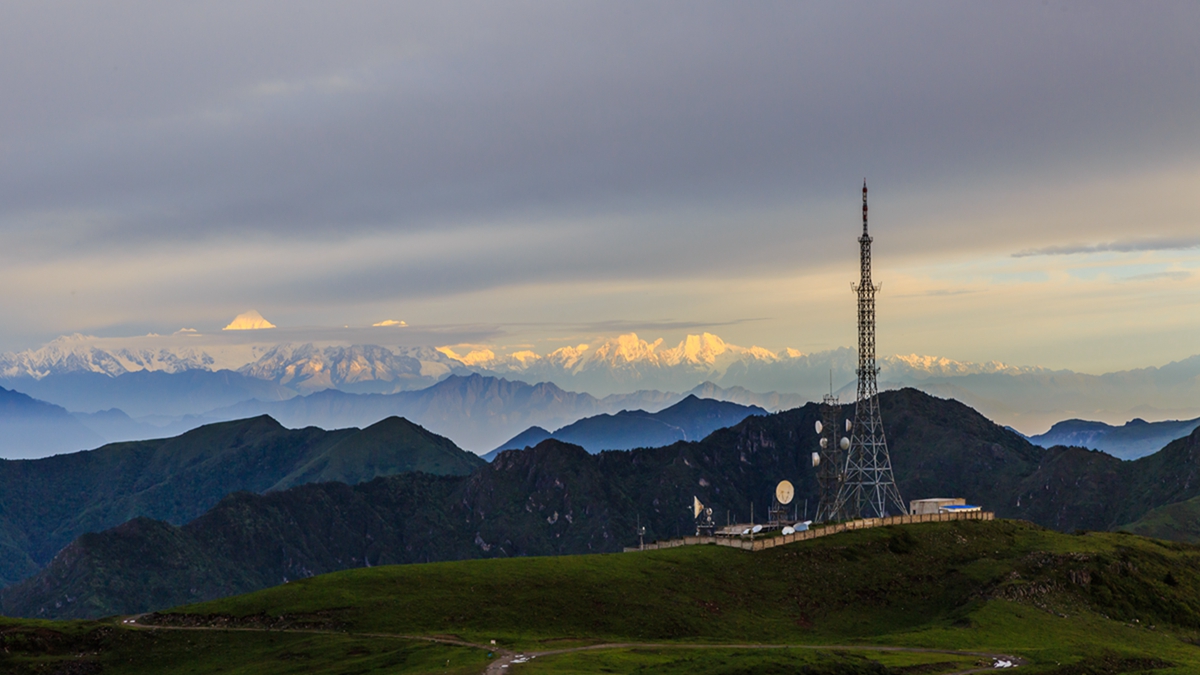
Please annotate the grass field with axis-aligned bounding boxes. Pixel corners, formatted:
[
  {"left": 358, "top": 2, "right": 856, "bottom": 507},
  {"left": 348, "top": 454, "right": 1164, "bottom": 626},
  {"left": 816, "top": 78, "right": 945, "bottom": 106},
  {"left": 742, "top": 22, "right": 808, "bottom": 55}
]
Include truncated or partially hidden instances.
[
  {"left": 6, "top": 519, "right": 1200, "bottom": 673},
  {"left": 0, "top": 617, "right": 490, "bottom": 674}
]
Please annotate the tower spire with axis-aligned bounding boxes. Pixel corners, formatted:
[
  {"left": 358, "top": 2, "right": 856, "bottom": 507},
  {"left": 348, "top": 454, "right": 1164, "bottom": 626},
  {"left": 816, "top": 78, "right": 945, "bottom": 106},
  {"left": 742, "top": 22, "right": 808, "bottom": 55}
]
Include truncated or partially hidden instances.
[
  {"left": 862, "top": 180, "right": 868, "bottom": 236},
  {"left": 831, "top": 181, "right": 905, "bottom": 519}
]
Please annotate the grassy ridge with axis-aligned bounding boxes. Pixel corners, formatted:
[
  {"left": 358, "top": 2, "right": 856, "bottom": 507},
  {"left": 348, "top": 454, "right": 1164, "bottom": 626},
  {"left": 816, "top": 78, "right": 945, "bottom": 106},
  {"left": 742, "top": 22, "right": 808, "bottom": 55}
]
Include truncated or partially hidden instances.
[
  {"left": 6, "top": 520, "right": 1200, "bottom": 672},
  {"left": 149, "top": 520, "right": 1200, "bottom": 672}
]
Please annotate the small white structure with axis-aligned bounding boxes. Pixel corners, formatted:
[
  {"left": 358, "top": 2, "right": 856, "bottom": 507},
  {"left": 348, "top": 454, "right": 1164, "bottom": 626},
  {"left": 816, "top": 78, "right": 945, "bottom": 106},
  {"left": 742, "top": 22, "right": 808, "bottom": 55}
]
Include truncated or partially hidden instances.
[{"left": 910, "top": 497, "right": 969, "bottom": 515}]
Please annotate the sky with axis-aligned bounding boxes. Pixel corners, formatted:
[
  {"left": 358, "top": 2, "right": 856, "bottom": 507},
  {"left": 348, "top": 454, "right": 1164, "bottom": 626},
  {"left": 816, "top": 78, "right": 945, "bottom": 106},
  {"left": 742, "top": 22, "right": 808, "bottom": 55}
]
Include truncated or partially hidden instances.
[{"left": 1, "top": 1, "right": 1198, "bottom": 374}]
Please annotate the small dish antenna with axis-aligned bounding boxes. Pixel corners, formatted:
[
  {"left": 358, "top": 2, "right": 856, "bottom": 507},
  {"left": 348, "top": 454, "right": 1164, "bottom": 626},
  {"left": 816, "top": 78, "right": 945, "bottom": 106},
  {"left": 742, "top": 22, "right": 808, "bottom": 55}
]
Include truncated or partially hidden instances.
[
  {"left": 814, "top": 420, "right": 823, "bottom": 434},
  {"left": 775, "top": 480, "right": 795, "bottom": 505},
  {"left": 840, "top": 437, "right": 851, "bottom": 450},
  {"left": 751, "top": 524, "right": 763, "bottom": 534},
  {"left": 693, "top": 496, "right": 705, "bottom": 519},
  {"left": 811, "top": 451, "right": 820, "bottom": 467},
  {"left": 845, "top": 419, "right": 853, "bottom": 432},
  {"left": 781, "top": 526, "right": 795, "bottom": 535}
]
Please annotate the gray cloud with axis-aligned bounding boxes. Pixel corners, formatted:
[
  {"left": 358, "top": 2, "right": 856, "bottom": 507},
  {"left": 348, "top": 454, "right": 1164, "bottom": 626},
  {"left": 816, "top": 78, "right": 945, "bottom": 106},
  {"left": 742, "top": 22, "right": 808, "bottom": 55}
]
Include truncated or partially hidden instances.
[
  {"left": 1013, "top": 237, "right": 1200, "bottom": 258},
  {"left": 1, "top": 2, "right": 1199, "bottom": 353}
]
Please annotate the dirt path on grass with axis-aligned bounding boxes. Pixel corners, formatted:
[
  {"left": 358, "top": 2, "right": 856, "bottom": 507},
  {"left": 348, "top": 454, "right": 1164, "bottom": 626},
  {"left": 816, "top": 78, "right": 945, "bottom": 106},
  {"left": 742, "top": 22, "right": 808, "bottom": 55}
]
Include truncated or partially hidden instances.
[
  {"left": 121, "top": 615, "right": 1022, "bottom": 674},
  {"left": 484, "top": 643, "right": 1024, "bottom": 675}
]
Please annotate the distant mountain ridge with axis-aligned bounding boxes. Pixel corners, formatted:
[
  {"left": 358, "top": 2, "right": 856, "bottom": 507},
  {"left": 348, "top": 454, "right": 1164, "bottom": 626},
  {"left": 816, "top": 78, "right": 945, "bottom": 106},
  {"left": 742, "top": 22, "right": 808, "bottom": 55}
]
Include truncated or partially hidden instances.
[
  {"left": 1030, "top": 416, "right": 1200, "bottom": 460},
  {"left": 485, "top": 395, "right": 766, "bottom": 458},
  {"left": 0, "top": 387, "right": 104, "bottom": 458},
  {"left": 204, "top": 376, "right": 789, "bottom": 452}
]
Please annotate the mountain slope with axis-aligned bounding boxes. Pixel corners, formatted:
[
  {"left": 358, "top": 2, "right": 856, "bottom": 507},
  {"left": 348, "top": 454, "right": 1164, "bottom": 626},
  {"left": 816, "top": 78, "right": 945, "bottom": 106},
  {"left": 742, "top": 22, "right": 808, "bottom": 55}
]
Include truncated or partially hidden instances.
[
  {"left": 487, "top": 395, "right": 765, "bottom": 457},
  {"left": 0, "top": 387, "right": 104, "bottom": 459},
  {"left": 1119, "top": 495, "right": 1200, "bottom": 543},
  {"left": 271, "top": 416, "right": 485, "bottom": 490},
  {"left": 0, "top": 415, "right": 481, "bottom": 587}
]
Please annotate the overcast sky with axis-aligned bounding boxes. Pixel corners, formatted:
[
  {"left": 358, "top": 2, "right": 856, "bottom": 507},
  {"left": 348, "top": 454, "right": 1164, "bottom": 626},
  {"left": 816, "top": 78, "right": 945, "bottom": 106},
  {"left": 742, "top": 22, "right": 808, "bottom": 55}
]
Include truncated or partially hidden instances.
[{"left": 1, "top": 1, "right": 1197, "bottom": 373}]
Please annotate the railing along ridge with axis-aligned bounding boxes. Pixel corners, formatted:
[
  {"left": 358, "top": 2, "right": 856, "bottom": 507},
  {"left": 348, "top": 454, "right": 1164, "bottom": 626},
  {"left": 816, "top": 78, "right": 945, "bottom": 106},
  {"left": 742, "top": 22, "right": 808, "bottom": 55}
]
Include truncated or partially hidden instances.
[{"left": 624, "top": 510, "right": 994, "bottom": 552}]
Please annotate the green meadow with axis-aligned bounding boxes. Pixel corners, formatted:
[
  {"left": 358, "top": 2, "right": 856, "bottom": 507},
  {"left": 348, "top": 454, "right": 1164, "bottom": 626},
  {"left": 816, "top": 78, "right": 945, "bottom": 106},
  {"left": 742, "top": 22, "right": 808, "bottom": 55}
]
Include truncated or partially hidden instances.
[{"left": 6, "top": 519, "right": 1200, "bottom": 673}]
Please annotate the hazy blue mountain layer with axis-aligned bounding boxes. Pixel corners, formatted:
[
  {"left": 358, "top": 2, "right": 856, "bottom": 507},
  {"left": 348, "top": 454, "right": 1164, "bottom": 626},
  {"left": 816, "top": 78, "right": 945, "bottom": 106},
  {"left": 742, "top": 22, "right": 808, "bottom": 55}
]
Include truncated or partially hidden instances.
[
  {"left": 0, "top": 415, "right": 482, "bottom": 587},
  {"left": 0, "top": 387, "right": 104, "bottom": 459},
  {"left": 203, "top": 374, "right": 695, "bottom": 452},
  {"left": 19, "top": 388, "right": 1200, "bottom": 619},
  {"left": 0, "top": 369, "right": 295, "bottom": 418},
  {"left": 486, "top": 395, "right": 765, "bottom": 458},
  {"left": 1030, "top": 415, "right": 1200, "bottom": 460}
]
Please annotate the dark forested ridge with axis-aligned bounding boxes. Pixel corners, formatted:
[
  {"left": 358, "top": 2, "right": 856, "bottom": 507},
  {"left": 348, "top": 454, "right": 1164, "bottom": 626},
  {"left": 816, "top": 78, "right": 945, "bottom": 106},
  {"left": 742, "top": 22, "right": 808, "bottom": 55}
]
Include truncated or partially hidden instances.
[
  {"left": 10, "top": 387, "right": 1200, "bottom": 619},
  {"left": 0, "top": 415, "right": 483, "bottom": 587}
]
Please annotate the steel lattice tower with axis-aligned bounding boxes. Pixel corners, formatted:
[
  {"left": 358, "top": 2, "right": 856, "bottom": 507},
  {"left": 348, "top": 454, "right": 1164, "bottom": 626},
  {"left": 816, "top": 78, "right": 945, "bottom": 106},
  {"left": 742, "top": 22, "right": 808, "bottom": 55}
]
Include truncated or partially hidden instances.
[{"left": 831, "top": 182, "right": 905, "bottom": 519}]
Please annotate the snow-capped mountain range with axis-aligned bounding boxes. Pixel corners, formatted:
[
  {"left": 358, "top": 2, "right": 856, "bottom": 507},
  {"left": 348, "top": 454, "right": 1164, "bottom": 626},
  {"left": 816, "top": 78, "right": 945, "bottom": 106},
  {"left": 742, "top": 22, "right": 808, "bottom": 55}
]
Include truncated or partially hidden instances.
[
  {"left": 2, "top": 331, "right": 1199, "bottom": 436},
  {"left": 0, "top": 332, "right": 1037, "bottom": 397}
]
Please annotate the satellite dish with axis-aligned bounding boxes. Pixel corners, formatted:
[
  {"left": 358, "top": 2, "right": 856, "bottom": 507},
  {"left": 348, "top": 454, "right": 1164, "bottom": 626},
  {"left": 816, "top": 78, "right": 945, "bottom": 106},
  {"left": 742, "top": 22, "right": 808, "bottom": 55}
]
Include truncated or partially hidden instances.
[
  {"left": 781, "top": 526, "right": 795, "bottom": 535},
  {"left": 693, "top": 496, "right": 704, "bottom": 519},
  {"left": 775, "top": 480, "right": 795, "bottom": 505},
  {"left": 814, "top": 420, "right": 823, "bottom": 434},
  {"left": 819, "top": 437, "right": 828, "bottom": 449},
  {"left": 741, "top": 528, "right": 751, "bottom": 535},
  {"left": 840, "top": 437, "right": 851, "bottom": 450},
  {"left": 845, "top": 419, "right": 853, "bottom": 432},
  {"left": 811, "top": 451, "right": 820, "bottom": 467},
  {"left": 751, "top": 524, "right": 763, "bottom": 534}
]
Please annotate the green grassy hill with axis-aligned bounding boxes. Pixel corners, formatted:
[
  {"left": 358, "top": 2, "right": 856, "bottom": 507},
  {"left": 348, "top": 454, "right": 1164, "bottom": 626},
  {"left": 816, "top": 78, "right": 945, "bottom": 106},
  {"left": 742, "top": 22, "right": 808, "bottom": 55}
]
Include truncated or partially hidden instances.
[
  {"left": 0, "top": 415, "right": 483, "bottom": 588},
  {"left": 5, "top": 519, "right": 1200, "bottom": 674},
  {"left": 1120, "top": 495, "right": 1200, "bottom": 543}
]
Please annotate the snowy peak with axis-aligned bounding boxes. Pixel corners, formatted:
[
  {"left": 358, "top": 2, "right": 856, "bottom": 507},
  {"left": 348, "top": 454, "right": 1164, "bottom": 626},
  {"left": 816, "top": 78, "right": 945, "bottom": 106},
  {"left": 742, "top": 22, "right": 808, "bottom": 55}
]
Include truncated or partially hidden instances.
[
  {"left": 240, "top": 344, "right": 465, "bottom": 393},
  {"left": 0, "top": 335, "right": 216, "bottom": 379},
  {"left": 882, "top": 354, "right": 1046, "bottom": 378}
]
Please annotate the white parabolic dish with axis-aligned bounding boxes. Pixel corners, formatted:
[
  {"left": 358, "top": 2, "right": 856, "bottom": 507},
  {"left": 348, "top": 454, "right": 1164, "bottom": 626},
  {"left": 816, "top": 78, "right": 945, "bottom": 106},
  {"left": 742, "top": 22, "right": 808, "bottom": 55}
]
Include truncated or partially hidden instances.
[{"left": 752, "top": 524, "right": 763, "bottom": 534}]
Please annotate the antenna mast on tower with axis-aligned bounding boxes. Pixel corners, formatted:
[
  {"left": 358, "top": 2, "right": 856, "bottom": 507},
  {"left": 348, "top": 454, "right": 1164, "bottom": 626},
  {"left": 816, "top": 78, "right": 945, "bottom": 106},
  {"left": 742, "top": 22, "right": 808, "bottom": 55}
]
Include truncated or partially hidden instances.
[{"left": 831, "top": 182, "right": 905, "bottom": 519}]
